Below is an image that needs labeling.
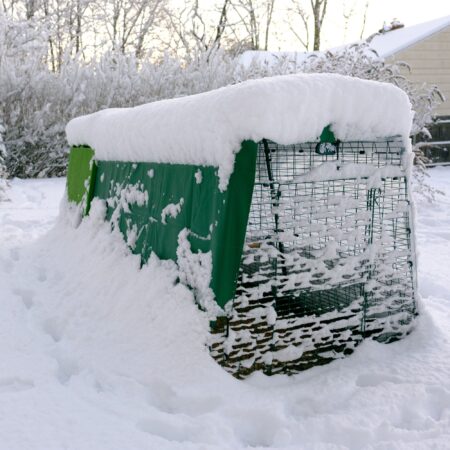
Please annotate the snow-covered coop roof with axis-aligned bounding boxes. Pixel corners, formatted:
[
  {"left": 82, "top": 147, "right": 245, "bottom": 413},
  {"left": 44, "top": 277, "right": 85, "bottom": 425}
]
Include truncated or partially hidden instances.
[
  {"left": 66, "top": 73, "right": 413, "bottom": 189},
  {"left": 370, "top": 15, "right": 450, "bottom": 58}
]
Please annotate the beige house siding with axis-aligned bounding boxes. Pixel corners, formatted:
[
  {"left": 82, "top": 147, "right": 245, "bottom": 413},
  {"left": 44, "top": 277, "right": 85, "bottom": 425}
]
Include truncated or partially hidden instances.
[{"left": 388, "top": 25, "right": 450, "bottom": 116}]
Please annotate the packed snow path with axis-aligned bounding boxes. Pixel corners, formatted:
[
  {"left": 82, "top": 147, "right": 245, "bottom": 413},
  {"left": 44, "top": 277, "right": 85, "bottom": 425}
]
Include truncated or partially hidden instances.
[{"left": 0, "top": 171, "right": 449, "bottom": 450}]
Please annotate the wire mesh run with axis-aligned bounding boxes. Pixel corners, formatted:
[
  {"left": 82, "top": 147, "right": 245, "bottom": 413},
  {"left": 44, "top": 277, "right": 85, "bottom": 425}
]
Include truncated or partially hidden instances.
[{"left": 210, "top": 137, "right": 416, "bottom": 377}]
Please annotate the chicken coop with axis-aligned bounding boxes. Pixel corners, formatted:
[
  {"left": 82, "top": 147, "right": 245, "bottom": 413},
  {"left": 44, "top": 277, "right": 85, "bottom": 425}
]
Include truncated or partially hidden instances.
[{"left": 65, "top": 73, "right": 418, "bottom": 377}]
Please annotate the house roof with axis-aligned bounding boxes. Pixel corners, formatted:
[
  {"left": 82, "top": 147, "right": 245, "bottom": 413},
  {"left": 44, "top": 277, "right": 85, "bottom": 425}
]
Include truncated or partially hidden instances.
[{"left": 369, "top": 15, "right": 450, "bottom": 58}]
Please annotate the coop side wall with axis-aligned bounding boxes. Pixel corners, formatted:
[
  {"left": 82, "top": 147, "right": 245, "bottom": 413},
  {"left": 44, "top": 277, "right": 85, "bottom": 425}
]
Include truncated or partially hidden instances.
[
  {"left": 67, "top": 146, "right": 97, "bottom": 215},
  {"left": 66, "top": 142, "right": 257, "bottom": 310}
]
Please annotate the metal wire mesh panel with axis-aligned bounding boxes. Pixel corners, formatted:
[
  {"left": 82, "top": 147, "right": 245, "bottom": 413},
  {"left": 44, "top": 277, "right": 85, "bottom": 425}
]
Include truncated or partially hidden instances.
[{"left": 210, "top": 138, "right": 417, "bottom": 377}]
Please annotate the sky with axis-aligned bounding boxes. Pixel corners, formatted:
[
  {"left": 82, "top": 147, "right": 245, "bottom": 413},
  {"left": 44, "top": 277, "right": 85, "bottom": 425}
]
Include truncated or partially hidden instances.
[
  {"left": 353, "top": 0, "right": 450, "bottom": 40},
  {"left": 270, "top": 0, "right": 450, "bottom": 51}
]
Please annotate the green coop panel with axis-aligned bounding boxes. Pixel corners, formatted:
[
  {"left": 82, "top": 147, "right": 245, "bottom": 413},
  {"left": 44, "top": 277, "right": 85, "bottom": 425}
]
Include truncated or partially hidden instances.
[
  {"left": 84, "top": 140, "right": 258, "bottom": 308},
  {"left": 67, "top": 146, "right": 97, "bottom": 215}
]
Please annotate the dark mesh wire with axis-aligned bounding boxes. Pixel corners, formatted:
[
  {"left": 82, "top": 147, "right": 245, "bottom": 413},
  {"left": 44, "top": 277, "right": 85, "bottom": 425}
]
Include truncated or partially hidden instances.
[{"left": 238, "top": 138, "right": 415, "bottom": 329}]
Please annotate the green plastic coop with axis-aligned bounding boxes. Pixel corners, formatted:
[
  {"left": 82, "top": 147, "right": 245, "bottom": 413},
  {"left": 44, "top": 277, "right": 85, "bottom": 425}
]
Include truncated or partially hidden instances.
[{"left": 66, "top": 74, "right": 418, "bottom": 377}]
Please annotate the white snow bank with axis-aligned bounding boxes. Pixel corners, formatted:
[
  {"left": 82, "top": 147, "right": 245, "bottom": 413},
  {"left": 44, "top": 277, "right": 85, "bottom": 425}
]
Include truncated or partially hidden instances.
[
  {"left": 18, "top": 197, "right": 221, "bottom": 386},
  {"left": 66, "top": 73, "right": 413, "bottom": 190},
  {"left": 1, "top": 174, "right": 450, "bottom": 449}
]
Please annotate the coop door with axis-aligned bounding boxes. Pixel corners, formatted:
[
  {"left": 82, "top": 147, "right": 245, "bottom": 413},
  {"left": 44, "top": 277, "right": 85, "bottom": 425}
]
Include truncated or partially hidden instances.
[
  {"left": 240, "top": 139, "right": 380, "bottom": 322},
  {"left": 220, "top": 137, "right": 415, "bottom": 375}
]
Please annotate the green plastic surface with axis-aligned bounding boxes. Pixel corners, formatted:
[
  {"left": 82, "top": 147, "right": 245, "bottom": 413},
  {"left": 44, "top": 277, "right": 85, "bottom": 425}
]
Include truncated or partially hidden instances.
[
  {"left": 320, "top": 125, "right": 336, "bottom": 143},
  {"left": 90, "top": 141, "right": 257, "bottom": 308},
  {"left": 67, "top": 146, "right": 97, "bottom": 215}
]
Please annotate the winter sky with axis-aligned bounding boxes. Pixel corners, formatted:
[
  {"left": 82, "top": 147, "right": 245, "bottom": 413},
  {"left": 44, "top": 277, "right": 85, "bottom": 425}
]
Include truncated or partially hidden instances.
[
  {"left": 356, "top": 0, "right": 450, "bottom": 39},
  {"left": 270, "top": 0, "right": 450, "bottom": 51}
]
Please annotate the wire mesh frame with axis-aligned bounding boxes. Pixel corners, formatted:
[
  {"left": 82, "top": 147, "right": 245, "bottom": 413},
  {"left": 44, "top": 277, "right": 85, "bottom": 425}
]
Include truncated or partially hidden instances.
[{"left": 237, "top": 138, "right": 416, "bottom": 333}]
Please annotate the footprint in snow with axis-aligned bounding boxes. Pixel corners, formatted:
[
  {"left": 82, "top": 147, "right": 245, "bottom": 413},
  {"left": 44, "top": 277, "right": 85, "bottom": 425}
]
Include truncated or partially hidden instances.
[
  {"left": 136, "top": 417, "right": 200, "bottom": 444},
  {"left": 0, "top": 377, "right": 34, "bottom": 393},
  {"left": 356, "top": 373, "right": 403, "bottom": 387},
  {"left": 0, "top": 255, "right": 13, "bottom": 274},
  {"left": 9, "top": 247, "right": 20, "bottom": 261},
  {"left": 54, "top": 355, "right": 80, "bottom": 385},
  {"left": 145, "top": 379, "right": 222, "bottom": 416},
  {"left": 13, "top": 288, "right": 35, "bottom": 309},
  {"left": 425, "top": 385, "right": 450, "bottom": 422},
  {"left": 37, "top": 267, "right": 47, "bottom": 282},
  {"left": 42, "top": 317, "right": 64, "bottom": 342}
]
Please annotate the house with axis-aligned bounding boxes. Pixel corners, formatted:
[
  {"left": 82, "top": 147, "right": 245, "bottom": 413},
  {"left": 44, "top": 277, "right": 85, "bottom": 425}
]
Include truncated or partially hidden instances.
[
  {"left": 369, "top": 15, "right": 450, "bottom": 118},
  {"left": 368, "top": 16, "right": 450, "bottom": 163}
]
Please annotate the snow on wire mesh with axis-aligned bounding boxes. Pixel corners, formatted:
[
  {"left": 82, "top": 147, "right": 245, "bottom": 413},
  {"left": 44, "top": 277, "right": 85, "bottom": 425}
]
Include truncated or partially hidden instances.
[{"left": 210, "top": 137, "right": 416, "bottom": 377}]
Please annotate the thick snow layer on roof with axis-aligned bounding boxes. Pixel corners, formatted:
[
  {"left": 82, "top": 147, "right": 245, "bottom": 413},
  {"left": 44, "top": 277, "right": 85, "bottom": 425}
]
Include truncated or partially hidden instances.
[
  {"left": 370, "top": 15, "right": 450, "bottom": 58},
  {"left": 66, "top": 73, "right": 413, "bottom": 190}
]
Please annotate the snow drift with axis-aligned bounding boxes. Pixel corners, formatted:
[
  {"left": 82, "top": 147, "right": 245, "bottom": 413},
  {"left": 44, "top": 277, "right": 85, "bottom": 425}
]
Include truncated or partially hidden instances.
[{"left": 0, "top": 174, "right": 449, "bottom": 449}]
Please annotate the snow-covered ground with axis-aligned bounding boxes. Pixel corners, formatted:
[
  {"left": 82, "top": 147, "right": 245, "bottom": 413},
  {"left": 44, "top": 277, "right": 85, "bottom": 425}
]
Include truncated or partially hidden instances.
[{"left": 0, "top": 170, "right": 449, "bottom": 450}]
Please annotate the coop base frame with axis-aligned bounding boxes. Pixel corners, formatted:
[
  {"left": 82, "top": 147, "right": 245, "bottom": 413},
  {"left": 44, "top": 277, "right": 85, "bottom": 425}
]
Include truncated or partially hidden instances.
[{"left": 209, "top": 293, "right": 417, "bottom": 378}]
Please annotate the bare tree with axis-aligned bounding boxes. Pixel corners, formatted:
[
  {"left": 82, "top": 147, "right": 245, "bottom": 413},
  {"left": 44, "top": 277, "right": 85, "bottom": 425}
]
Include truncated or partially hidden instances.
[
  {"left": 287, "top": 1, "right": 310, "bottom": 50},
  {"left": 342, "top": 0, "right": 370, "bottom": 42},
  {"left": 162, "top": 0, "right": 236, "bottom": 56},
  {"left": 310, "top": 0, "right": 327, "bottom": 51},
  {"left": 1, "top": 0, "right": 25, "bottom": 17},
  {"left": 287, "top": 0, "right": 327, "bottom": 51},
  {"left": 234, "top": 0, "right": 260, "bottom": 50},
  {"left": 359, "top": 0, "right": 370, "bottom": 39},
  {"left": 66, "top": 0, "right": 89, "bottom": 55},
  {"left": 90, "top": 0, "right": 165, "bottom": 56},
  {"left": 342, "top": 0, "right": 356, "bottom": 43},
  {"left": 228, "top": 0, "right": 277, "bottom": 50},
  {"left": 213, "top": 0, "right": 230, "bottom": 48},
  {"left": 160, "top": 2, "right": 193, "bottom": 55},
  {"left": 25, "top": 0, "right": 37, "bottom": 19},
  {"left": 263, "top": 0, "right": 275, "bottom": 50}
]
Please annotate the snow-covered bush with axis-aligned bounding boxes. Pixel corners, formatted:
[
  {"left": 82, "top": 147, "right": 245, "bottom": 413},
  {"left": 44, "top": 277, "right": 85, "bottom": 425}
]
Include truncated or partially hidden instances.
[
  {"left": 0, "top": 116, "right": 8, "bottom": 199},
  {"left": 0, "top": 14, "right": 65, "bottom": 178},
  {"left": 0, "top": 9, "right": 441, "bottom": 189},
  {"left": 0, "top": 20, "right": 240, "bottom": 178}
]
